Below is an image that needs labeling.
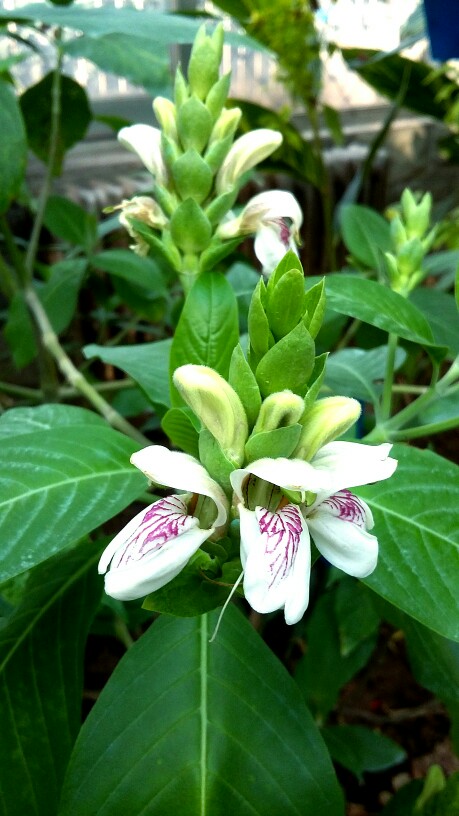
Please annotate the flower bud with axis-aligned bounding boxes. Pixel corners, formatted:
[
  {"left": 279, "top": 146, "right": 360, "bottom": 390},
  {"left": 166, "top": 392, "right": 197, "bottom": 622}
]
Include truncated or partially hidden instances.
[
  {"left": 216, "top": 129, "right": 283, "bottom": 194},
  {"left": 177, "top": 97, "right": 213, "bottom": 153},
  {"left": 173, "top": 364, "right": 249, "bottom": 464},
  {"left": 188, "top": 24, "right": 224, "bottom": 100},
  {"left": 170, "top": 199, "right": 212, "bottom": 253},
  {"left": 205, "top": 72, "right": 231, "bottom": 120},
  {"left": 252, "top": 391, "right": 305, "bottom": 434},
  {"left": 152, "top": 97, "right": 178, "bottom": 143},
  {"left": 294, "top": 396, "right": 361, "bottom": 461},
  {"left": 118, "top": 124, "right": 167, "bottom": 185},
  {"left": 209, "top": 107, "right": 242, "bottom": 145}
]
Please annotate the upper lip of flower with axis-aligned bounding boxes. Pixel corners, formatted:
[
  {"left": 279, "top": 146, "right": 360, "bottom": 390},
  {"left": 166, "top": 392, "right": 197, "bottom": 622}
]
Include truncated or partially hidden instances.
[{"left": 98, "top": 446, "right": 228, "bottom": 602}]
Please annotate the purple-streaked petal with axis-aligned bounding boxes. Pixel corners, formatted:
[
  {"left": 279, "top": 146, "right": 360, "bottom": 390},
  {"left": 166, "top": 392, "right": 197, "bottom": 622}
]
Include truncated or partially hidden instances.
[
  {"left": 240, "top": 503, "right": 311, "bottom": 623},
  {"left": 254, "top": 222, "right": 298, "bottom": 277},
  {"left": 131, "top": 445, "right": 228, "bottom": 527},
  {"left": 99, "top": 495, "right": 210, "bottom": 601},
  {"left": 307, "top": 491, "right": 378, "bottom": 578},
  {"left": 311, "top": 441, "right": 397, "bottom": 499}
]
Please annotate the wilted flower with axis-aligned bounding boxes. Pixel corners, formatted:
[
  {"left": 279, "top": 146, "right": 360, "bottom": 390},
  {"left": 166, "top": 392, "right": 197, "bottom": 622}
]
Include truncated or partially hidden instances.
[
  {"left": 230, "top": 442, "right": 397, "bottom": 624},
  {"left": 99, "top": 446, "right": 228, "bottom": 601},
  {"left": 114, "top": 196, "right": 168, "bottom": 256}
]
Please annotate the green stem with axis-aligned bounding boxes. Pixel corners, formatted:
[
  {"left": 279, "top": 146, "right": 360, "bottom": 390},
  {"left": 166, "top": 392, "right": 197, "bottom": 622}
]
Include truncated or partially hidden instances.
[
  {"left": 0, "top": 251, "right": 20, "bottom": 298},
  {"left": 390, "top": 415, "right": 459, "bottom": 441},
  {"left": 24, "top": 41, "right": 64, "bottom": 282},
  {"left": 0, "top": 377, "right": 136, "bottom": 403},
  {"left": 307, "top": 101, "right": 336, "bottom": 272},
  {"left": 380, "top": 333, "right": 398, "bottom": 421},
  {"left": 23, "top": 285, "right": 149, "bottom": 445}
]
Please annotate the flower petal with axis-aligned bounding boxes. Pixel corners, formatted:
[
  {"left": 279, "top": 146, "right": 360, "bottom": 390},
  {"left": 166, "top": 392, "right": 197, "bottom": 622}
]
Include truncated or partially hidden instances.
[
  {"left": 240, "top": 503, "right": 311, "bottom": 623},
  {"left": 231, "top": 457, "right": 330, "bottom": 504},
  {"left": 307, "top": 491, "right": 378, "bottom": 578},
  {"left": 131, "top": 445, "right": 228, "bottom": 526},
  {"left": 311, "top": 441, "right": 397, "bottom": 499},
  {"left": 117, "top": 124, "right": 167, "bottom": 183},
  {"left": 254, "top": 222, "right": 298, "bottom": 277},
  {"left": 99, "top": 495, "right": 210, "bottom": 600}
]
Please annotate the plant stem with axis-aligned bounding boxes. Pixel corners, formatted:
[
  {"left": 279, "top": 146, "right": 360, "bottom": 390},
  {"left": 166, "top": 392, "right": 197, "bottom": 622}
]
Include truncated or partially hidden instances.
[
  {"left": 380, "top": 332, "right": 398, "bottom": 421},
  {"left": 0, "top": 378, "right": 136, "bottom": 402},
  {"left": 390, "top": 415, "right": 459, "bottom": 441},
  {"left": 23, "top": 285, "right": 149, "bottom": 445},
  {"left": 24, "top": 41, "right": 64, "bottom": 283}
]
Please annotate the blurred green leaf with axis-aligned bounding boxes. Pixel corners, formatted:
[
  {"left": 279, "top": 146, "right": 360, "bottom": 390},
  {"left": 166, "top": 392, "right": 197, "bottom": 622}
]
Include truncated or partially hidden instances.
[
  {"left": 324, "top": 345, "right": 406, "bottom": 404},
  {"left": 0, "top": 540, "right": 101, "bottom": 816},
  {"left": 334, "top": 578, "right": 381, "bottom": 657},
  {"left": 0, "top": 79, "right": 27, "bottom": 212},
  {"left": 321, "top": 725, "right": 406, "bottom": 782},
  {"left": 0, "top": 404, "right": 105, "bottom": 438},
  {"left": 43, "top": 196, "right": 97, "bottom": 251},
  {"left": 340, "top": 203, "right": 391, "bottom": 270},
  {"left": 161, "top": 406, "right": 200, "bottom": 458},
  {"left": 59, "top": 606, "right": 344, "bottom": 816},
  {"left": 410, "top": 288, "right": 459, "bottom": 358},
  {"left": 20, "top": 73, "right": 91, "bottom": 175}
]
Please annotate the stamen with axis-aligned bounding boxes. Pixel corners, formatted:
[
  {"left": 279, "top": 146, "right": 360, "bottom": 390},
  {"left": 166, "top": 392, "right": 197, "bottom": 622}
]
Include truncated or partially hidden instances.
[{"left": 209, "top": 570, "right": 244, "bottom": 643}]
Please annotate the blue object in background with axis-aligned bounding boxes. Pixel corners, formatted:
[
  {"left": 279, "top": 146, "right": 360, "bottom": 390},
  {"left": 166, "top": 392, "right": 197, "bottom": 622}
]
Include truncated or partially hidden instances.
[{"left": 423, "top": 0, "right": 459, "bottom": 60}]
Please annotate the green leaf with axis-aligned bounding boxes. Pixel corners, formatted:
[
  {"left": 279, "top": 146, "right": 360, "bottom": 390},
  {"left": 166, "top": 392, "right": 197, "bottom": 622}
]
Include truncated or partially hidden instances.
[
  {"left": 416, "top": 392, "right": 459, "bottom": 427},
  {"left": 170, "top": 272, "right": 239, "bottom": 404},
  {"left": 0, "top": 79, "right": 27, "bottom": 212},
  {"left": 255, "top": 322, "right": 315, "bottom": 398},
  {"left": 63, "top": 33, "right": 171, "bottom": 95},
  {"left": 334, "top": 577, "right": 381, "bottom": 657},
  {"left": 161, "top": 407, "right": 200, "bottom": 458},
  {"left": 20, "top": 73, "right": 91, "bottom": 175},
  {"left": 321, "top": 725, "right": 406, "bottom": 782},
  {"left": 0, "top": 404, "right": 105, "bottom": 438},
  {"left": 3, "top": 291, "right": 36, "bottom": 368},
  {"left": 340, "top": 204, "right": 391, "bottom": 270},
  {"left": 228, "top": 343, "right": 261, "bottom": 430},
  {"left": 0, "top": 423, "right": 145, "bottom": 582},
  {"left": 303, "top": 278, "right": 326, "bottom": 339},
  {"left": 43, "top": 196, "right": 97, "bottom": 251},
  {"left": 359, "top": 445, "right": 459, "bottom": 642},
  {"left": 295, "top": 588, "right": 377, "bottom": 721},
  {"left": 342, "top": 48, "right": 457, "bottom": 122},
  {"left": 143, "top": 551, "right": 230, "bottom": 616},
  {"left": 410, "top": 288, "right": 459, "bottom": 358},
  {"left": 325, "top": 275, "right": 438, "bottom": 348},
  {"left": 0, "top": 540, "right": 101, "bottom": 816},
  {"left": 324, "top": 345, "right": 407, "bottom": 404},
  {"left": 84, "top": 338, "right": 172, "bottom": 411},
  {"left": 59, "top": 606, "right": 344, "bottom": 816},
  {"left": 91, "top": 249, "right": 165, "bottom": 298},
  {"left": 40, "top": 259, "right": 86, "bottom": 335}
]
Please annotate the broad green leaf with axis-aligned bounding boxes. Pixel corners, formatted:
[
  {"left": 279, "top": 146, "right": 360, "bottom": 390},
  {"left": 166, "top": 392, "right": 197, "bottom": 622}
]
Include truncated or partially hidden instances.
[
  {"left": 325, "top": 275, "right": 438, "bottom": 348},
  {"left": 84, "top": 338, "right": 172, "bottom": 411},
  {"left": 321, "top": 725, "right": 406, "bottom": 782},
  {"left": 63, "top": 33, "right": 171, "bottom": 95},
  {"left": 59, "top": 607, "right": 344, "bottom": 816},
  {"left": 359, "top": 445, "right": 459, "bottom": 641},
  {"left": 20, "top": 73, "right": 91, "bottom": 175},
  {"left": 91, "top": 249, "right": 167, "bottom": 297},
  {"left": 40, "top": 259, "right": 86, "bottom": 335},
  {"left": 0, "top": 404, "right": 105, "bottom": 438},
  {"left": 170, "top": 272, "right": 239, "bottom": 404},
  {"left": 3, "top": 291, "right": 36, "bottom": 368},
  {"left": 410, "top": 288, "right": 459, "bottom": 358},
  {"left": 43, "top": 196, "right": 97, "bottom": 251},
  {"left": 416, "top": 391, "right": 459, "bottom": 427},
  {"left": 255, "top": 323, "right": 315, "bottom": 398},
  {"left": 0, "top": 79, "right": 27, "bottom": 212},
  {"left": 0, "top": 7, "right": 263, "bottom": 51},
  {"left": 143, "top": 551, "right": 230, "bottom": 617},
  {"left": 324, "top": 345, "right": 406, "bottom": 404},
  {"left": 245, "top": 424, "right": 302, "bottom": 462},
  {"left": 295, "top": 588, "right": 377, "bottom": 721},
  {"left": 0, "top": 540, "right": 101, "bottom": 816},
  {"left": 0, "top": 424, "right": 145, "bottom": 582},
  {"left": 340, "top": 204, "right": 391, "bottom": 270}
]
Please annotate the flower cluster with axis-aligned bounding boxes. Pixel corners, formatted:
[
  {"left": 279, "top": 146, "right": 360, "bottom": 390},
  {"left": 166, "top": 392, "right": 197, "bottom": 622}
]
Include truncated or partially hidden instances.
[{"left": 114, "top": 25, "right": 302, "bottom": 287}]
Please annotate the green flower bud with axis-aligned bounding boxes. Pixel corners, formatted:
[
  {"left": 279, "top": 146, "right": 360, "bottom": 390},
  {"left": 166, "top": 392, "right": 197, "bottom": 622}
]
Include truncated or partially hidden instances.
[
  {"left": 205, "top": 72, "right": 231, "bottom": 121},
  {"left": 204, "top": 135, "right": 233, "bottom": 175},
  {"left": 205, "top": 189, "right": 238, "bottom": 226},
  {"left": 174, "top": 364, "right": 248, "bottom": 464},
  {"left": 153, "top": 97, "right": 178, "bottom": 143},
  {"left": 174, "top": 65, "right": 189, "bottom": 108},
  {"left": 209, "top": 107, "right": 242, "bottom": 145},
  {"left": 390, "top": 215, "right": 408, "bottom": 252},
  {"left": 153, "top": 184, "right": 177, "bottom": 218},
  {"left": 161, "top": 132, "right": 181, "bottom": 173},
  {"left": 177, "top": 96, "right": 213, "bottom": 153},
  {"left": 384, "top": 252, "right": 399, "bottom": 287},
  {"left": 171, "top": 149, "right": 213, "bottom": 203},
  {"left": 252, "top": 391, "right": 305, "bottom": 434},
  {"left": 187, "top": 24, "right": 224, "bottom": 100},
  {"left": 170, "top": 199, "right": 212, "bottom": 253},
  {"left": 397, "top": 237, "right": 424, "bottom": 278},
  {"left": 294, "top": 396, "right": 361, "bottom": 461},
  {"left": 265, "top": 269, "right": 306, "bottom": 340}
]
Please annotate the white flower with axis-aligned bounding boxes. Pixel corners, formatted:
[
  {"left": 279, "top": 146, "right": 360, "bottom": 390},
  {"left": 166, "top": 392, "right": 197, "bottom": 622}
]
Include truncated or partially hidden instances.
[
  {"left": 215, "top": 129, "right": 283, "bottom": 194},
  {"left": 230, "top": 442, "right": 397, "bottom": 625},
  {"left": 217, "top": 190, "right": 303, "bottom": 277},
  {"left": 118, "top": 124, "right": 168, "bottom": 186},
  {"left": 115, "top": 195, "right": 168, "bottom": 256},
  {"left": 99, "top": 446, "right": 228, "bottom": 601}
]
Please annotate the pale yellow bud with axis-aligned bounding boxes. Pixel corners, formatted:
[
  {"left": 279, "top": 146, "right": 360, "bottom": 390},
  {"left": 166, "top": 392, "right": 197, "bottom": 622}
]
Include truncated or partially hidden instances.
[
  {"left": 153, "top": 97, "right": 178, "bottom": 143},
  {"left": 215, "top": 129, "right": 283, "bottom": 194},
  {"left": 294, "top": 396, "right": 362, "bottom": 461}
]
